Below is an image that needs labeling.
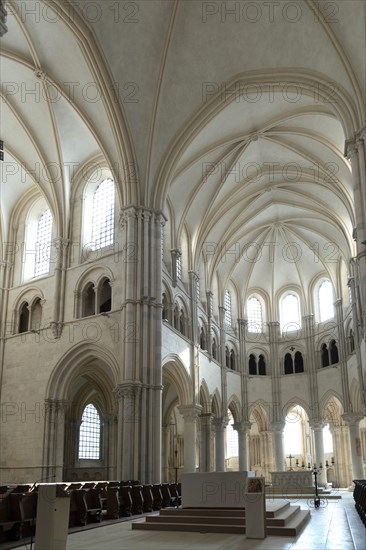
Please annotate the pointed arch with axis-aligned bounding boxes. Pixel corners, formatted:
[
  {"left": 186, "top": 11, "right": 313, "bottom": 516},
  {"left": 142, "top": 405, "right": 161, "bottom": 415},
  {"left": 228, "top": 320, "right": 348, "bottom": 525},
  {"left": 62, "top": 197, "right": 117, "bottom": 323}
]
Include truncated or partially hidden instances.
[
  {"left": 199, "top": 380, "right": 211, "bottom": 414},
  {"left": 227, "top": 395, "right": 241, "bottom": 423},
  {"left": 162, "top": 356, "right": 193, "bottom": 405},
  {"left": 46, "top": 342, "right": 119, "bottom": 401}
]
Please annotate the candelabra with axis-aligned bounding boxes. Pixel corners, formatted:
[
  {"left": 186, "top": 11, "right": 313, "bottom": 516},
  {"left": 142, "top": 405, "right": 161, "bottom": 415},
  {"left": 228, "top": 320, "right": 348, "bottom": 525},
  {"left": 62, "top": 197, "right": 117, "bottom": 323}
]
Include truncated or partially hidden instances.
[{"left": 311, "top": 465, "right": 321, "bottom": 509}]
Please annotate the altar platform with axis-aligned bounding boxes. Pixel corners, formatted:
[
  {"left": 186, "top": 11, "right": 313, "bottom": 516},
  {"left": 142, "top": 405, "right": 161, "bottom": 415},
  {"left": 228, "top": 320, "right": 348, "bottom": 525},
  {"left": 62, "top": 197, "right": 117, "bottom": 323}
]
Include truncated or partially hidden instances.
[{"left": 132, "top": 500, "right": 310, "bottom": 537}]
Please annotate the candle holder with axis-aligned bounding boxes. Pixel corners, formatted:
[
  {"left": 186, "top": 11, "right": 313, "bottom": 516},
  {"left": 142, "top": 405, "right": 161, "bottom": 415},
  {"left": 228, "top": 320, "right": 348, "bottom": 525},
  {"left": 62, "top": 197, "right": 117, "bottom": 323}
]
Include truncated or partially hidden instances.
[{"left": 312, "top": 466, "right": 321, "bottom": 509}]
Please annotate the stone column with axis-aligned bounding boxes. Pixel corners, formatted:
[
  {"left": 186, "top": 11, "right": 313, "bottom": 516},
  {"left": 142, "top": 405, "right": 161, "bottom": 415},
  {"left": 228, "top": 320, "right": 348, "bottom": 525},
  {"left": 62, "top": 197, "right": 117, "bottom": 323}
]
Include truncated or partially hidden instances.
[
  {"left": 233, "top": 421, "right": 252, "bottom": 471},
  {"left": 345, "top": 138, "right": 366, "bottom": 334},
  {"left": 42, "top": 399, "right": 67, "bottom": 481},
  {"left": 162, "top": 424, "right": 170, "bottom": 482},
  {"left": 270, "top": 421, "right": 285, "bottom": 472},
  {"left": 114, "top": 382, "right": 142, "bottom": 481},
  {"left": 348, "top": 277, "right": 366, "bottom": 414},
  {"left": 118, "top": 207, "right": 165, "bottom": 483},
  {"left": 213, "top": 417, "right": 228, "bottom": 471},
  {"left": 311, "top": 422, "right": 327, "bottom": 486},
  {"left": 342, "top": 413, "right": 365, "bottom": 480},
  {"left": 179, "top": 405, "right": 201, "bottom": 473},
  {"left": 199, "top": 413, "right": 213, "bottom": 472},
  {"left": 206, "top": 291, "right": 213, "bottom": 357},
  {"left": 170, "top": 249, "right": 181, "bottom": 287}
]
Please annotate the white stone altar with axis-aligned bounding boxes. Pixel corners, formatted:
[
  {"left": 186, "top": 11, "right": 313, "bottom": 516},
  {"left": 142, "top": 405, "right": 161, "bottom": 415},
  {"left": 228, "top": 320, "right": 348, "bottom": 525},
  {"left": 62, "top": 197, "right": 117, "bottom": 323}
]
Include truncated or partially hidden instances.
[
  {"left": 270, "top": 470, "right": 314, "bottom": 492},
  {"left": 181, "top": 471, "right": 248, "bottom": 507}
]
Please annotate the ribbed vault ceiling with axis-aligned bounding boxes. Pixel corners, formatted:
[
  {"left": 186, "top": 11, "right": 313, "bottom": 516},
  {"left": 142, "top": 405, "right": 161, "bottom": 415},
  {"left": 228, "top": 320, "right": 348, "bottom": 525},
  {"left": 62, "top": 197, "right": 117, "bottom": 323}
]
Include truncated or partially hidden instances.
[{"left": 1, "top": 0, "right": 365, "bottom": 305}]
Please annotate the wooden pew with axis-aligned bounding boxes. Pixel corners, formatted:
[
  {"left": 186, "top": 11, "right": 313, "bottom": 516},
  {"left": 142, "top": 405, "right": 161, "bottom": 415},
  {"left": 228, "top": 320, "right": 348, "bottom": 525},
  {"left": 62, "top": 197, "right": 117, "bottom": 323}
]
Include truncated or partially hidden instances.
[
  {"left": 141, "top": 485, "right": 154, "bottom": 512},
  {"left": 151, "top": 484, "right": 163, "bottom": 510},
  {"left": 131, "top": 485, "right": 144, "bottom": 515}
]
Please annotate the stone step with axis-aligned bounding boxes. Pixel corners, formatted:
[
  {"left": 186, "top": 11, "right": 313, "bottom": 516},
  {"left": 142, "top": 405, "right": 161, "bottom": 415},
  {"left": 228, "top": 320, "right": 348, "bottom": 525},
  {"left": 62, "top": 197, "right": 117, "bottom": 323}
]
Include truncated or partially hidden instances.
[
  {"left": 132, "top": 502, "right": 311, "bottom": 537},
  {"left": 267, "top": 510, "right": 311, "bottom": 536},
  {"left": 265, "top": 501, "right": 291, "bottom": 517},
  {"left": 132, "top": 520, "right": 246, "bottom": 534},
  {"left": 160, "top": 508, "right": 245, "bottom": 518},
  {"left": 266, "top": 493, "right": 341, "bottom": 499},
  {"left": 145, "top": 515, "right": 243, "bottom": 526},
  {"left": 266, "top": 505, "right": 300, "bottom": 526}
]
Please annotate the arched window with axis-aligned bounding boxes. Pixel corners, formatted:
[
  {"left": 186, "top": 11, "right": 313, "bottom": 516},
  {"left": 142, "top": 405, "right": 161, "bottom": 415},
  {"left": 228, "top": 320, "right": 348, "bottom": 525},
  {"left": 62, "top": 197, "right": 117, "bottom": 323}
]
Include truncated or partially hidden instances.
[
  {"left": 78, "top": 403, "right": 101, "bottom": 459},
  {"left": 162, "top": 293, "right": 169, "bottom": 321},
  {"left": 318, "top": 280, "right": 334, "bottom": 322},
  {"left": 212, "top": 338, "right": 217, "bottom": 360},
  {"left": 91, "top": 179, "right": 115, "bottom": 250},
  {"left": 284, "top": 412, "right": 302, "bottom": 455},
  {"left": 323, "top": 424, "right": 333, "bottom": 453},
  {"left": 294, "top": 351, "right": 304, "bottom": 373},
  {"left": 280, "top": 293, "right": 301, "bottom": 332},
  {"left": 224, "top": 290, "right": 232, "bottom": 326},
  {"left": 321, "top": 343, "right": 330, "bottom": 367},
  {"left": 249, "top": 354, "right": 257, "bottom": 375},
  {"left": 225, "top": 346, "right": 230, "bottom": 368},
  {"left": 330, "top": 340, "right": 339, "bottom": 364},
  {"left": 173, "top": 305, "right": 179, "bottom": 329},
  {"left": 200, "top": 326, "right": 207, "bottom": 350},
  {"left": 247, "top": 297, "right": 262, "bottom": 333},
  {"left": 30, "top": 298, "right": 42, "bottom": 331},
  {"left": 82, "top": 283, "right": 95, "bottom": 317},
  {"left": 18, "top": 302, "right": 29, "bottom": 333},
  {"left": 230, "top": 350, "right": 236, "bottom": 370},
  {"left": 284, "top": 353, "right": 293, "bottom": 375},
  {"left": 179, "top": 309, "right": 186, "bottom": 336},
  {"left": 99, "top": 279, "right": 111, "bottom": 313},
  {"left": 34, "top": 209, "right": 52, "bottom": 277},
  {"left": 258, "top": 354, "right": 266, "bottom": 375},
  {"left": 226, "top": 411, "right": 238, "bottom": 459}
]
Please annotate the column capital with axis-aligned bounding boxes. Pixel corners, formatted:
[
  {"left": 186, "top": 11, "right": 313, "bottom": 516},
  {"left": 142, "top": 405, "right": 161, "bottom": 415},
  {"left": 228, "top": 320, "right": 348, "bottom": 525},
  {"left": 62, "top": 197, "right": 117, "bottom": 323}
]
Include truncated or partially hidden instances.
[
  {"left": 119, "top": 205, "right": 167, "bottom": 228},
  {"left": 212, "top": 416, "right": 229, "bottom": 431},
  {"left": 341, "top": 412, "right": 364, "bottom": 426},
  {"left": 113, "top": 381, "right": 142, "bottom": 400},
  {"left": 270, "top": 421, "right": 285, "bottom": 433},
  {"left": 345, "top": 137, "right": 358, "bottom": 159},
  {"left": 200, "top": 413, "right": 213, "bottom": 426},
  {"left": 309, "top": 420, "right": 326, "bottom": 431},
  {"left": 233, "top": 421, "right": 252, "bottom": 434},
  {"left": 178, "top": 404, "right": 202, "bottom": 421}
]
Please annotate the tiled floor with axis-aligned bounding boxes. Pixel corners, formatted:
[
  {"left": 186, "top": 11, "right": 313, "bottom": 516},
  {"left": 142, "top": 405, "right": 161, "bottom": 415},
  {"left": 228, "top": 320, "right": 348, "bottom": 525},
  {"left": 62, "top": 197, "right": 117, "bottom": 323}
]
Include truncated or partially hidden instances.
[{"left": 15, "top": 491, "right": 365, "bottom": 550}]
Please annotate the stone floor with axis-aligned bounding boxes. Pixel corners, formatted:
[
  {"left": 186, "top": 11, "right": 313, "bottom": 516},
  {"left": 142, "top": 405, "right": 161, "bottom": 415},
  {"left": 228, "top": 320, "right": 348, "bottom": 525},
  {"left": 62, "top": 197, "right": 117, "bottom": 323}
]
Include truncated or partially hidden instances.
[{"left": 14, "top": 491, "right": 365, "bottom": 550}]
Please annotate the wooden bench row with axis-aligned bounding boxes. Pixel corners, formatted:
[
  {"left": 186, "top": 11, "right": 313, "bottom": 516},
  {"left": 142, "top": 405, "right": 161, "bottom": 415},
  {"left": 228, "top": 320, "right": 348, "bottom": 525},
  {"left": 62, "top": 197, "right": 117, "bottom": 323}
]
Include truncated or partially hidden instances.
[
  {"left": 0, "top": 481, "right": 181, "bottom": 540},
  {"left": 353, "top": 479, "right": 366, "bottom": 526},
  {"left": 0, "top": 490, "right": 37, "bottom": 541}
]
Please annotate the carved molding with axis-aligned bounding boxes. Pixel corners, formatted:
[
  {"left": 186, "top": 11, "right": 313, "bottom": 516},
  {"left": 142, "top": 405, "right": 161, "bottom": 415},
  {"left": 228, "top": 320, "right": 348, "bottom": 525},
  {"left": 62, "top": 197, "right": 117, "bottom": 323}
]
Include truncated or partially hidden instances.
[
  {"left": 113, "top": 381, "right": 142, "bottom": 400},
  {"left": 178, "top": 404, "right": 202, "bottom": 421}
]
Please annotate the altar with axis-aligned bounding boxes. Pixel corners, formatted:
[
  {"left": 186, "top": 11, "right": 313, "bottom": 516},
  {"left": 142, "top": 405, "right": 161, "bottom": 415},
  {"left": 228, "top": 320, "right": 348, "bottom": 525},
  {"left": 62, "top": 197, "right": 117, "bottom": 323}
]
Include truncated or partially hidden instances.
[{"left": 270, "top": 470, "right": 314, "bottom": 492}]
